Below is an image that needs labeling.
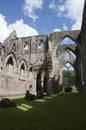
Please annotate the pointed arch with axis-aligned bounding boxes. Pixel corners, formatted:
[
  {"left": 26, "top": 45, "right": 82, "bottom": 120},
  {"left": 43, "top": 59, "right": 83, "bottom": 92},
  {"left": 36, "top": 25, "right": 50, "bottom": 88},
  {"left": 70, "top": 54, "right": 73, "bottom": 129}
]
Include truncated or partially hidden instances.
[
  {"left": 61, "top": 33, "right": 76, "bottom": 43},
  {"left": 60, "top": 37, "right": 75, "bottom": 45},
  {"left": 64, "top": 46, "right": 76, "bottom": 54},
  {"left": 19, "top": 60, "right": 27, "bottom": 76},
  {"left": 29, "top": 65, "right": 33, "bottom": 79},
  {"left": 21, "top": 64, "right": 25, "bottom": 71},
  {"left": 36, "top": 70, "right": 48, "bottom": 95},
  {"left": 6, "top": 56, "right": 14, "bottom": 74},
  {"left": 6, "top": 56, "right": 13, "bottom": 66},
  {"left": 4, "top": 53, "right": 17, "bottom": 75},
  {"left": 59, "top": 49, "right": 76, "bottom": 63}
]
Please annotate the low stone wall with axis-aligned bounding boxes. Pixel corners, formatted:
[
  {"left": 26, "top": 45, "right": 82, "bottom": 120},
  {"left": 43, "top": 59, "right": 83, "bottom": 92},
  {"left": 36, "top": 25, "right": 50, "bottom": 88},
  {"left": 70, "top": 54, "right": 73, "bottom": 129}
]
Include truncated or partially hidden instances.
[{"left": 0, "top": 75, "right": 36, "bottom": 97}]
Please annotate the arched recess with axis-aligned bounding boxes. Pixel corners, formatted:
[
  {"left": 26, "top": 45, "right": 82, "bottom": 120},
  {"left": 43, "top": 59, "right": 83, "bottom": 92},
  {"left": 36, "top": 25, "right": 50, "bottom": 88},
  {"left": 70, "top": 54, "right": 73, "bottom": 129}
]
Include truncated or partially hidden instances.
[
  {"left": 36, "top": 71, "right": 47, "bottom": 95},
  {"left": 4, "top": 53, "right": 17, "bottom": 75},
  {"left": 29, "top": 65, "right": 33, "bottom": 79},
  {"left": 19, "top": 60, "right": 27, "bottom": 78}
]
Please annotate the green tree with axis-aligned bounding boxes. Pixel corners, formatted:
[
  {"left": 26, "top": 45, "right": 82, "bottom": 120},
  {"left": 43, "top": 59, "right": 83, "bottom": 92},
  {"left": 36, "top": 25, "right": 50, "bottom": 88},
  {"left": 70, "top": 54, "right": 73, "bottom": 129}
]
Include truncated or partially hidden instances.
[{"left": 62, "top": 70, "right": 75, "bottom": 88}]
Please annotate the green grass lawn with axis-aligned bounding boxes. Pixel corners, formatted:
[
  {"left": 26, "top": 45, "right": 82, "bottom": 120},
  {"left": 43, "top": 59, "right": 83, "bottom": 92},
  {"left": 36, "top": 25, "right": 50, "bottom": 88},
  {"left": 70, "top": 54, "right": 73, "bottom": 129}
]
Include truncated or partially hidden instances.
[{"left": 0, "top": 93, "right": 86, "bottom": 130}]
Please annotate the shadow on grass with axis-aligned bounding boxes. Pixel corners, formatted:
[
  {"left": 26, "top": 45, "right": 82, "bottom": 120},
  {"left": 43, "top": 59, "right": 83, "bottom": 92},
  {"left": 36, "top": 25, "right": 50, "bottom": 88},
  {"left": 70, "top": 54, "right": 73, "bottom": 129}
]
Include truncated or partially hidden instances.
[{"left": 0, "top": 93, "right": 86, "bottom": 130}]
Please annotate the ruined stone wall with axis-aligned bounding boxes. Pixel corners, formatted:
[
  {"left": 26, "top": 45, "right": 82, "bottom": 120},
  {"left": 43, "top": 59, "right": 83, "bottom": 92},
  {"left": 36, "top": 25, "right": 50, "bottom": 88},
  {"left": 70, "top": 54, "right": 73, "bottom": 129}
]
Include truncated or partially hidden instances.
[
  {"left": 0, "top": 29, "right": 81, "bottom": 97},
  {"left": 48, "top": 30, "right": 80, "bottom": 88},
  {"left": 79, "top": 0, "right": 86, "bottom": 92},
  {"left": 0, "top": 2, "right": 86, "bottom": 97},
  {"left": 0, "top": 31, "right": 49, "bottom": 97}
]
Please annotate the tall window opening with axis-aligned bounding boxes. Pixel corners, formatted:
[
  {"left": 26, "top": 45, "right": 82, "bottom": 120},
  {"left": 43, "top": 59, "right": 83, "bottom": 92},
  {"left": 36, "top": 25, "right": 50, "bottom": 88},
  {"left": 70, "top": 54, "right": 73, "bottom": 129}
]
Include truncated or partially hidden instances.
[
  {"left": 62, "top": 63, "right": 77, "bottom": 92},
  {"left": 38, "top": 39, "right": 45, "bottom": 51},
  {"left": 20, "top": 63, "right": 25, "bottom": 77},
  {"left": 6, "top": 57, "right": 14, "bottom": 74}
]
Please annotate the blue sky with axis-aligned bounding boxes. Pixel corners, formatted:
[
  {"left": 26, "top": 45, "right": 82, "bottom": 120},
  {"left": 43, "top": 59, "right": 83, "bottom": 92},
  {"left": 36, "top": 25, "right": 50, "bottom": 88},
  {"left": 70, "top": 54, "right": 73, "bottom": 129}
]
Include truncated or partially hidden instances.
[{"left": 0, "top": 0, "right": 85, "bottom": 43}]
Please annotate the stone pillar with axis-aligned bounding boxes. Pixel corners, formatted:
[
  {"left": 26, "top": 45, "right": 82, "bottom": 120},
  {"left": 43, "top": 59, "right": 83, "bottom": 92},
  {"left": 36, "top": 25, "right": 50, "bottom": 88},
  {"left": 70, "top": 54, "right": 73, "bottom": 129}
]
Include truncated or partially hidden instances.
[
  {"left": 80, "top": 0, "right": 86, "bottom": 92},
  {"left": 46, "top": 71, "right": 53, "bottom": 95},
  {"left": 74, "top": 62, "right": 81, "bottom": 92}
]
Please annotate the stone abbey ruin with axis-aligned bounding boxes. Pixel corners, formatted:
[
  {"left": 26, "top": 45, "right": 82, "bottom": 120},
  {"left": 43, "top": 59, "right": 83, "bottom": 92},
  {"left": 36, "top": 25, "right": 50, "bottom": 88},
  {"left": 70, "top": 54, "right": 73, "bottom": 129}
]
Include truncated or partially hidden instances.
[{"left": 0, "top": 1, "right": 86, "bottom": 97}]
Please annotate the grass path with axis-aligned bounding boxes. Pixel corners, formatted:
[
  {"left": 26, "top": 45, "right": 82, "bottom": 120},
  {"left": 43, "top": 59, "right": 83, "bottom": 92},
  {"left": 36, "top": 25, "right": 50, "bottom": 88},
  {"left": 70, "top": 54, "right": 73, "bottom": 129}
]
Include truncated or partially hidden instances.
[{"left": 0, "top": 93, "right": 86, "bottom": 130}]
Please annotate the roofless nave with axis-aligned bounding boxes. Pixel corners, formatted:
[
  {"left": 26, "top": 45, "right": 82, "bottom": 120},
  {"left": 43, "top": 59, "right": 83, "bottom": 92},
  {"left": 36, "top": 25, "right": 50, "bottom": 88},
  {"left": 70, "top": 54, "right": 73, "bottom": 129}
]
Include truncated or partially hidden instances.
[{"left": 0, "top": 0, "right": 86, "bottom": 97}]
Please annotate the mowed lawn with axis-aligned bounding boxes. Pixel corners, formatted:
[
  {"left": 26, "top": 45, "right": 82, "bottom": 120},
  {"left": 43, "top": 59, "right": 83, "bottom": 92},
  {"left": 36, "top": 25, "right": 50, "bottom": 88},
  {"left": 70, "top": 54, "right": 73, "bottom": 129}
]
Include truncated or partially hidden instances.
[{"left": 0, "top": 93, "right": 86, "bottom": 130}]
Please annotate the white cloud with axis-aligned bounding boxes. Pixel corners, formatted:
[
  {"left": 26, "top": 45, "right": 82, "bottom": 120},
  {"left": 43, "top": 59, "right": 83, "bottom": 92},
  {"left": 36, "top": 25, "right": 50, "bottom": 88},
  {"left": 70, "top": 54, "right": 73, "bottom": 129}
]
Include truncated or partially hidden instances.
[
  {"left": 60, "top": 0, "right": 85, "bottom": 30},
  {"left": 63, "top": 24, "right": 68, "bottom": 30},
  {"left": 53, "top": 24, "right": 68, "bottom": 32},
  {"left": 49, "top": 0, "right": 85, "bottom": 30},
  {"left": 72, "top": 21, "right": 81, "bottom": 30},
  {"left": 49, "top": 0, "right": 63, "bottom": 17},
  {"left": 0, "top": 14, "right": 9, "bottom": 43},
  {"left": 59, "top": 5, "right": 65, "bottom": 12},
  {"left": 64, "top": 0, "right": 84, "bottom": 21},
  {"left": 53, "top": 28, "right": 61, "bottom": 32},
  {"left": 8, "top": 19, "right": 38, "bottom": 37},
  {"left": 49, "top": 0, "right": 56, "bottom": 10},
  {"left": 0, "top": 14, "right": 39, "bottom": 43},
  {"left": 23, "top": 0, "right": 43, "bottom": 21}
]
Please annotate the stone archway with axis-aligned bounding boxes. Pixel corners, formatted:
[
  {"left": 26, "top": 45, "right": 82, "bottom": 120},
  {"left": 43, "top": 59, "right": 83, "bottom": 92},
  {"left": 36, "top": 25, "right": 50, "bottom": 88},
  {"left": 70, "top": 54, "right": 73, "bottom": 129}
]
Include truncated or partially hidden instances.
[
  {"left": 49, "top": 33, "right": 82, "bottom": 92},
  {"left": 6, "top": 57, "right": 14, "bottom": 74},
  {"left": 19, "top": 60, "right": 28, "bottom": 79},
  {"left": 4, "top": 53, "right": 17, "bottom": 76},
  {"left": 36, "top": 70, "right": 48, "bottom": 96},
  {"left": 58, "top": 49, "right": 76, "bottom": 87}
]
